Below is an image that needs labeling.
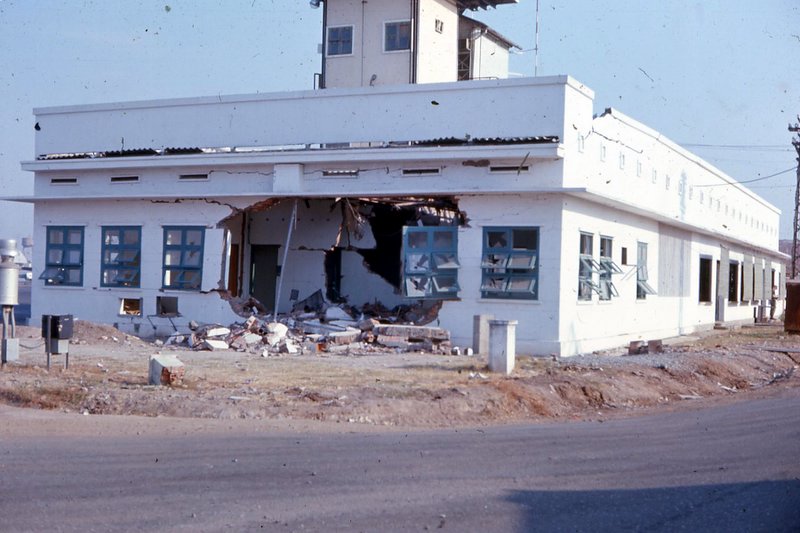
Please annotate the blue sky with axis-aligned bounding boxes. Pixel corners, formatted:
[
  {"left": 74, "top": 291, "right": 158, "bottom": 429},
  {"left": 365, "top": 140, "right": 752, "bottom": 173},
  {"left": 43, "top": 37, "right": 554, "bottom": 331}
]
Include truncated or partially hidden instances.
[{"left": 1, "top": 0, "right": 798, "bottom": 241}]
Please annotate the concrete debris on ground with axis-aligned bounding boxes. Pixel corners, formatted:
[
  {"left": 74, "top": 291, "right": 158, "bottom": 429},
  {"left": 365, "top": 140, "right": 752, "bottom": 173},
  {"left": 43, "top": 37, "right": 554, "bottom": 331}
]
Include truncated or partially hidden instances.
[
  {"left": 148, "top": 354, "right": 185, "bottom": 386},
  {"left": 628, "top": 339, "right": 664, "bottom": 355},
  {"left": 166, "top": 299, "right": 452, "bottom": 356}
]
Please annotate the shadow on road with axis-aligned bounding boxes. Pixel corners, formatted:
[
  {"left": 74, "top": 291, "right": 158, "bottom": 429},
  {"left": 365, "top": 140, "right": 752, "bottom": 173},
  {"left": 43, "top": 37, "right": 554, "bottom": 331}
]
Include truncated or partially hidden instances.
[{"left": 505, "top": 479, "right": 800, "bottom": 532}]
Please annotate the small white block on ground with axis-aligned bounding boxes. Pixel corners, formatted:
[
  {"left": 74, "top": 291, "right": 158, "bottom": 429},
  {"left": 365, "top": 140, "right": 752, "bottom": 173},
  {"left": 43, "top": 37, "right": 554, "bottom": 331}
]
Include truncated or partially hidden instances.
[
  {"left": 488, "top": 320, "right": 517, "bottom": 375},
  {"left": 148, "top": 354, "right": 185, "bottom": 386}
]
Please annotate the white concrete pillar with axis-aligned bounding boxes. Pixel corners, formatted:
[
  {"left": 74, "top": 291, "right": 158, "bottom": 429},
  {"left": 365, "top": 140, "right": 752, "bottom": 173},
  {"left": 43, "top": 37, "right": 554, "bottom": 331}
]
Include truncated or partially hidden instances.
[
  {"left": 472, "top": 314, "right": 494, "bottom": 355},
  {"left": 488, "top": 320, "right": 517, "bottom": 375}
]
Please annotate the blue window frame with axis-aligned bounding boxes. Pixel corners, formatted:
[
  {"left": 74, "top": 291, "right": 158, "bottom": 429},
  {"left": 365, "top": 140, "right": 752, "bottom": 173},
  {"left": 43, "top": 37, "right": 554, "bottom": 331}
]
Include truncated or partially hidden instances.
[
  {"left": 327, "top": 25, "right": 353, "bottom": 56},
  {"left": 40, "top": 226, "right": 84, "bottom": 286},
  {"left": 101, "top": 226, "right": 141, "bottom": 288},
  {"left": 636, "top": 241, "right": 656, "bottom": 299},
  {"left": 403, "top": 226, "right": 459, "bottom": 299},
  {"left": 384, "top": 20, "right": 411, "bottom": 51},
  {"left": 598, "top": 236, "right": 622, "bottom": 300},
  {"left": 481, "top": 227, "right": 539, "bottom": 300},
  {"left": 578, "top": 232, "right": 601, "bottom": 300},
  {"left": 162, "top": 226, "right": 205, "bottom": 290}
]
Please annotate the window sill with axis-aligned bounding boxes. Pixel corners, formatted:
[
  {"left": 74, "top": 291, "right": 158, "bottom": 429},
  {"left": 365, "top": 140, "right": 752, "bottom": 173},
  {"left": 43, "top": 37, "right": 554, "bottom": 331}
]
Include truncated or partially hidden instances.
[
  {"left": 479, "top": 298, "right": 540, "bottom": 304},
  {"left": 42, "top": 284, "right": 84, "bottom": 290},
  {"left": 326, "top": 53, "right": 354, "bottom": 58},
  {"left": 383, "top": 49, "right": 411, "bottom": 54}
]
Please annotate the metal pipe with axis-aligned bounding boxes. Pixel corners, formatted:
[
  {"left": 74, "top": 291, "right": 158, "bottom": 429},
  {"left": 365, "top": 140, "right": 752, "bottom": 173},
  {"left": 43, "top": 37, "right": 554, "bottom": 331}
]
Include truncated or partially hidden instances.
[{"left": 273, "top": 199, "right": 298, "bottom": 318}]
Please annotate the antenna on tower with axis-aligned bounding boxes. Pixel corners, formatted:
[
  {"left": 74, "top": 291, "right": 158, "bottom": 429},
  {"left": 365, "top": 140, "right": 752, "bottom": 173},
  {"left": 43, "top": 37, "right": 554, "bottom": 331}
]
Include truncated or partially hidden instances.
[{"left": 534, "top": 0, "right": 540, "bottom": 76}]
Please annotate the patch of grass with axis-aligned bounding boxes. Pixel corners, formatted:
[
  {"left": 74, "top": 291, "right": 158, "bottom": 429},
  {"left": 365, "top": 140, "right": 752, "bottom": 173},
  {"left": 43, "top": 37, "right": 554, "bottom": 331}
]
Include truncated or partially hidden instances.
[{"left": 0, "top": 386, "right": 88, "bottom": 410}]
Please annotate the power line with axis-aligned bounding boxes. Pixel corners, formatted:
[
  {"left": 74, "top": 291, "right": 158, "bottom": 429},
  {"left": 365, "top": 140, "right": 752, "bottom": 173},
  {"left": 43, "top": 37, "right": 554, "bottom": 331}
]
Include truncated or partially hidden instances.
[
  {"left": 681, "top": 143, "right": 791, "bottom": 151},
  {"left": 693, "top": 166, "right": 797, "bottom": 188}
]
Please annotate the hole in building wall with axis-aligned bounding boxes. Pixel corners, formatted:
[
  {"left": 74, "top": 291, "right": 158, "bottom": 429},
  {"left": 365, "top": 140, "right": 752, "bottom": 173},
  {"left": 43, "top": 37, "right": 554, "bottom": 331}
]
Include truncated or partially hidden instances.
[
  {"left": 223, "top": 196, "right": 465, "bottom": 320},
  {"left": 119, "top": 298, "right": 142, "bottom": 316},
  {"left": 156, "top": 296, "right": 179, "bottom": 317}
]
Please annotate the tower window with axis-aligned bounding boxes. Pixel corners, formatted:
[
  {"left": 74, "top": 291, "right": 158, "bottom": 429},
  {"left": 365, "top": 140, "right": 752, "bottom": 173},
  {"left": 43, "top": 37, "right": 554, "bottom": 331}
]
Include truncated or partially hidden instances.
[
  {"left": 327, "top": 26, "right": 353, "bottom": 56},
  {"left": 385, "top": 21, "right": 411, "bottom": 52}
]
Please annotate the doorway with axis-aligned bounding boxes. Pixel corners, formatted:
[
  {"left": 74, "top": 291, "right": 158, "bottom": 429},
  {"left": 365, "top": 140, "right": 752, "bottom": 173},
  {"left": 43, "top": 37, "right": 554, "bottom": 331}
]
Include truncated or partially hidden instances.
[{"left": 250, "top": 244, "right": 279, "bottom": 311}]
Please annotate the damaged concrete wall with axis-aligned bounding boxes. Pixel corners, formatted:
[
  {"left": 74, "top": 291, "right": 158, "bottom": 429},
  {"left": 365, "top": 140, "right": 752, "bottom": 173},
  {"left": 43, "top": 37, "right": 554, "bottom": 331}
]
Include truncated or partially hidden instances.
[
  {"left": 245, "top": 199, "right": 402, "bottom": 312},
  {"left": 339, "top": 249, "right": 403, "bottom": 308}
]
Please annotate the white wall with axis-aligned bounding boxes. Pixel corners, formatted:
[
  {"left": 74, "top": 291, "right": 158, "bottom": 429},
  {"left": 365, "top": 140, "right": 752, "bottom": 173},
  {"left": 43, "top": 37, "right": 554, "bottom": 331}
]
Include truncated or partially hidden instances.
[
  {"left": 31, "top": 77, "right": 582, "bottom": 156},
  {"left": 568, "top": 109, "right": 781, "bottom": 252},
  {"left": 32, "top": 199, "right": 241, "bottom": 336},
  {"left": 324, "top": 0, "right": 414, "bottom": 88},
  {"left": 469, "top": 34, "right": 509, "bottom": 80},
  {"left": 440, "top": 193, "right": 563, "bottom": 355},
  {"left": 416, "top": 0, "right": 459, "bottom": 84},
  {"left": 558, "top": 196, "right": 663, "bottom": 355}
]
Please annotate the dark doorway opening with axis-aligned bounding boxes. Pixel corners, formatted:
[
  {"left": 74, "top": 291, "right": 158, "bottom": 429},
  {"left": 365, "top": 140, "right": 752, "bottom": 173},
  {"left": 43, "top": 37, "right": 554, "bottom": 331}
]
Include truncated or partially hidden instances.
[{"left": 250, "top": 244, "right": 279, "bottom": 311}]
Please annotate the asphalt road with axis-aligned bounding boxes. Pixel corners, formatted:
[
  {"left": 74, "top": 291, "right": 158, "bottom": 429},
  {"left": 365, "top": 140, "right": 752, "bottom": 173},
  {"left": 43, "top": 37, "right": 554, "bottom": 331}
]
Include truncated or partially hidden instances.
[{"left": 1, "top": 389, "right": 799, "bottom": 532}]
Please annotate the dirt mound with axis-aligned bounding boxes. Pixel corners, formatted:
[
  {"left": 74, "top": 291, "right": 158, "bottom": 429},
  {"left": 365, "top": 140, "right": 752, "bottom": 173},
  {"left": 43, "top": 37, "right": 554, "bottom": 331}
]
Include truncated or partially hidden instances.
[{"left": 0, "top": 324, "right": 798, "bottom": 427}]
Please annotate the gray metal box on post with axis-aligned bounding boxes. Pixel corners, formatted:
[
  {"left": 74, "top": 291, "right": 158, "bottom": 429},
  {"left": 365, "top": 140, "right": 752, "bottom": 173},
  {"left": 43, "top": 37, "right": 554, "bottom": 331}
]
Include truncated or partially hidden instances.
[
  {"left": 42, "top": 314, "right": 73, "bottom": 369},
  {"left": 0, "top": 239, "right": 20, "bottom": 364}
]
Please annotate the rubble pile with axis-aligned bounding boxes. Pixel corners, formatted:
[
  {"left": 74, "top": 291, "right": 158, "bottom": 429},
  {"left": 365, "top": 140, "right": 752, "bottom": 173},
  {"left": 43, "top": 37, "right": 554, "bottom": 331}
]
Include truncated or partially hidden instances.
[{"left": 163, "top": 303, "right": 452, "bottom": 356}]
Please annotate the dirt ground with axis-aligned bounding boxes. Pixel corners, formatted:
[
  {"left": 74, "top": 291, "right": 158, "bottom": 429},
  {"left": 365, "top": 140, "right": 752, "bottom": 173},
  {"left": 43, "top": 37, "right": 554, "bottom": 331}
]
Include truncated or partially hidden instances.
[{"left": 1, "top": 321, "right": 799, "bottom": 428}]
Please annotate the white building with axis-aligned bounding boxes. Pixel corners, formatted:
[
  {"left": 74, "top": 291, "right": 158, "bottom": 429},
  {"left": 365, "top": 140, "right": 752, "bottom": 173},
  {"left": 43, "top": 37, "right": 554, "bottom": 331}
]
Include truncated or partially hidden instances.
[{"left": 14, "top": 0, "right": 786, "bottom": 356}]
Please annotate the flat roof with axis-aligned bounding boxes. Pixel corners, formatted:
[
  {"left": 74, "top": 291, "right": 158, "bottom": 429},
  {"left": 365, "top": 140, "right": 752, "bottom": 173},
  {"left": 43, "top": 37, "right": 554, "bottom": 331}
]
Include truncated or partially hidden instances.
[{"left": 457, "top": 0, "right": 518, "bottom": 10}]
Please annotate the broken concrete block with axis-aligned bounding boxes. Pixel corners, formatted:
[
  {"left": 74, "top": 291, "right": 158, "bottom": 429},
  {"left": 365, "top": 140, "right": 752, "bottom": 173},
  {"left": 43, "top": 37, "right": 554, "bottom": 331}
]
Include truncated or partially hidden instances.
[
  {"left": 164, "top": 334, "right": 185, "bottom": 346},
  {"left": 266, "top": 322, "right": 288, "bottom": 337},
  {"left": 298, "top": 319, "right": 347, "bottom": 335},
  {"left": 328, "top": 330, "right": 360, "bottom": 345},
  {"left": 205, "top": 327, "right": 231, "bottom": 338},
  {"left": 243, "top": 332, "right": 263, "bottom": 345},
  {"left": 282, "top": 339, "right": 299, "bottom": 354},
  {"left": 324, "top": 306, "right": 352, "bottom": 321},
  {"left": 372, "top": 324, "right": 450, "bottom": 342},
  {"left": 264, "top": 322, "right": 289, "bottom": 347},
  {"left": 648, "top": 339, "right": 664, "bottom": 353},
  {"left": 303, "top": 340, "right": 323, "bottom": 353},
  {"left": 357, "top": 318, "right": 380, "bottom": 331},
  {"left": 244, "top": 316, "right": 259, "bottom": 331},
  {"left": 148, "top": 355, "right": 185, "bottom": 386},
  {"left": 329, "top": 320, "right": 360, "bottom": 330},
  {"left": 188, "top": 320, "right": 199, "bottom": 331},
  {"left": 376, "top": 335, "right": 425, "bottom": 351},
  {"left": 228, "top": 336, "right": 248, "bottom": 351},
  {"left": 451, "top": 346, "right": 461, "bottom": 356},
  {"left": 628, "top": 341, "right": 646, "bottom": 355},
  {"left": 203, "top": 339, "right": 230, "bottom": 351}
]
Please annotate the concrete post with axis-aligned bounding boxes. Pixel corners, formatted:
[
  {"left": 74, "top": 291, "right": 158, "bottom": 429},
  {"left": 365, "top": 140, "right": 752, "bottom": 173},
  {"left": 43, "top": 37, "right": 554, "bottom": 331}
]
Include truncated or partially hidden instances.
[
  {"left": 488, "top": 320, "right": 517, "bottom": 375},
  {"left": 473, "top": 314, "right": 494, "bottom": 355}
]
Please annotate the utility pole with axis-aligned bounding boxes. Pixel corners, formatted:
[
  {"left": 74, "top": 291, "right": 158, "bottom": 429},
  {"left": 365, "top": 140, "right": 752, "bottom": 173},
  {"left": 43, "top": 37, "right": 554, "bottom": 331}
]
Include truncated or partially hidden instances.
[
  {"left": 534, "top": 0, "right": 540, "bottom": 76},
  {"left": 790, "top": 116, "right": 800, "bottom": 279}
]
